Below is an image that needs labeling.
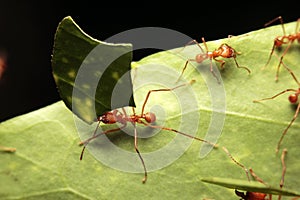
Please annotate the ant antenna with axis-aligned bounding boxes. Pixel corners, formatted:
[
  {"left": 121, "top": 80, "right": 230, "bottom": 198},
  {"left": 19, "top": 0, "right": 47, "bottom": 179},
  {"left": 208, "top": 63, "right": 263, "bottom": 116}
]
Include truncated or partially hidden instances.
[
  {"left": 142, "top": 122, "right": 218, "bottom": 148},
  {"left": 264, "top": 16, "right": 286, "bottom": 36},
  {"left": 141, "top": 79, "right": 195, "bottom": 115}
]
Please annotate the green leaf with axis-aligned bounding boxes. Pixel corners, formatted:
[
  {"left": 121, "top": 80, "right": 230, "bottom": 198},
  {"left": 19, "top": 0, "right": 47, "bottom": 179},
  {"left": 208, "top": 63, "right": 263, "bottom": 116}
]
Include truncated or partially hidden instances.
[
  {"left": 51, "top": 16, "right": 135, "bottom": 124},
  {"left": 201, "top": 177, "right": 300, "bottom": 196},
  {"left": 1, "top": 19, "right": 300, "bottom": 199}
]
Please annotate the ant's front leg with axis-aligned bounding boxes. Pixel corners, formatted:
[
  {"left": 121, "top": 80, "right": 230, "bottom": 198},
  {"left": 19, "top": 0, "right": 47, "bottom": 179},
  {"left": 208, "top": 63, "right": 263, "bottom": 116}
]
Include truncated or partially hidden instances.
[{"left": 213, "top": 58, "right": 226, "bottom": 70}]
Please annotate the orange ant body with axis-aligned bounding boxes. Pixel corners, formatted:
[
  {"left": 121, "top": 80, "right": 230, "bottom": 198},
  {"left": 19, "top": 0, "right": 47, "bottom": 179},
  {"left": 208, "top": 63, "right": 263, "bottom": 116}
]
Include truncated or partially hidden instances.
[
  {"left": 79, "top": 80, "right": 217, "bottom": 184},
  {"left": 235, "top": 190, "right": 267, "bottom": 200},
  {"left": 254, "top": 61, "right": 300, "bottom": 153},
  {"left": 177, "top": 37, "right": 251, "bottom": 82},
  {"left": 263, "top": 16, "right": 300, "bottom": 81},
  {"left": 223, "top": 147, "right": 288, "bottom": 200}
]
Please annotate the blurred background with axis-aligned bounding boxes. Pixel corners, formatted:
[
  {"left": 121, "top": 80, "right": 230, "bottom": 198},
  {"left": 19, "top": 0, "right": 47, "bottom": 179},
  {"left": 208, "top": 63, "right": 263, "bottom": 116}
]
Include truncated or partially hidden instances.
[{"left": 0, "top": 1, "right": 298, "bottom": 121}]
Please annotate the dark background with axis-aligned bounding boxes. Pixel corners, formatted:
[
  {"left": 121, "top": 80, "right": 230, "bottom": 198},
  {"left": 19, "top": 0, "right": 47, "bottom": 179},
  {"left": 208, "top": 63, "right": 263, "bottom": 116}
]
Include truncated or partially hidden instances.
[{"left": 0, "top": 1, "right": 299, "bottom": 122}]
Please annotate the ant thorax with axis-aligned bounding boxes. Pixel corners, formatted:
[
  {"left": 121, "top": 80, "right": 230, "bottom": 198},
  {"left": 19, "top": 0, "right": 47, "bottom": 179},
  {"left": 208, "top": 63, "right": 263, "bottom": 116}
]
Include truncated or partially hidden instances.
[
  {"left": 218, "top": 44, "right": 236, "bottom": 58},
  {"left": 98, "top": 110, "right": 127, "bottom": 124},
  {"left": 98, "top": 111, "right": 118, "bottom": 124}
]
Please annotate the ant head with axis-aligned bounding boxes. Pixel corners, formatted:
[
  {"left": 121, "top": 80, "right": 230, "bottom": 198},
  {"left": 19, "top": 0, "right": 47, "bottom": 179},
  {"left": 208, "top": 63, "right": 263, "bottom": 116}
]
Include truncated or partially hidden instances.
[
  {"left": 144, "top": 112, "right": 156, "bottom": 123},
  {"left": 235, "top": 190, "right": 267, "bottom": 200},
  {"left": 274, "top": 37, "right": 284, "bottom": 47},
  {"left": 195, "top": 53, "right": 208, "bottom": 63},
  {"left": 289, "top": 93, "right": 298, "bottom": 104},
  {"left": 98, "top": 112, "right": 117, "bottom": 124}
]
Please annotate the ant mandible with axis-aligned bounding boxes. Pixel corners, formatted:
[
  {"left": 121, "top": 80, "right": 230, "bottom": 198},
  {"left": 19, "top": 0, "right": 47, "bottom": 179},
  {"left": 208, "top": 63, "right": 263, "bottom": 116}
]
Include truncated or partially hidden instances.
[
  {"left": 223, "top": 146, "right": 288, "bottom": 200},
  {"left": 263, "top": 16, "right": 300, "bottom": 81},
  {"left": 254, "top": 61, "right": 300, "bottom": 153},
  {"left": 176, "top": 37, "right": 251, "bottom": 83},
  {"left": 79, "top": 80, "right": 218, "bottom": 184}
]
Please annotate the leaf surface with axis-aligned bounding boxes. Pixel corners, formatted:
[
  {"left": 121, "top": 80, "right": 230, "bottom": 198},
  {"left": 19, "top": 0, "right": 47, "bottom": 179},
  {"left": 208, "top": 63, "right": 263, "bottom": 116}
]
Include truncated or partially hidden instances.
[{"left": 1, "top": 19, "right": 300, "bottom": 199}]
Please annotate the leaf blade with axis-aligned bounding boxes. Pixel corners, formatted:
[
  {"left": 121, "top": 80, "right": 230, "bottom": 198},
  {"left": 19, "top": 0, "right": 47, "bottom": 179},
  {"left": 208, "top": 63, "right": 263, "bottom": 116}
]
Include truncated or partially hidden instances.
[
  {"left": 1, "top": 19, "right": 300, "bottom": 200},
  {"left": 201, "top": 177, "right": 300, "bottom": 196},
  {"left": 51, "top": 16, "right": 135, "bottom": 124}
]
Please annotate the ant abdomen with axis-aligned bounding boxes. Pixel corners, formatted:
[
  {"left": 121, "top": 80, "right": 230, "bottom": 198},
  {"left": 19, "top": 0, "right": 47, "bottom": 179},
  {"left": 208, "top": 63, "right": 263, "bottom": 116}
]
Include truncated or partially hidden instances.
[{"left": 289, "top": 93, "right": 299, "bottom": 104}]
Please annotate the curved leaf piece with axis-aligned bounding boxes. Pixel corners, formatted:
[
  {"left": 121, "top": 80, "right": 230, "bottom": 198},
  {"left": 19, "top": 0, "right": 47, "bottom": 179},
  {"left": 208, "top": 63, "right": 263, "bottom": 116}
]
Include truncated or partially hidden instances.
[
  {"left": 51, "top": 16, "right": 135, "bottom": 124},
  {"left": 201, "top": 177, "right": 300, "bottom": 196}
]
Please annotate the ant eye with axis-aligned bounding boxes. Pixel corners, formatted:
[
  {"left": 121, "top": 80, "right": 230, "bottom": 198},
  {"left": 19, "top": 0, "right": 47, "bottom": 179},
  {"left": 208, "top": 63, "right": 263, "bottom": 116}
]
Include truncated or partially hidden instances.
[
  {"left": 289, "top": 94, "right": 298, "bottom": 104},
  {"left": 144, "top": 112, "right": 156, "bottom": 123}
]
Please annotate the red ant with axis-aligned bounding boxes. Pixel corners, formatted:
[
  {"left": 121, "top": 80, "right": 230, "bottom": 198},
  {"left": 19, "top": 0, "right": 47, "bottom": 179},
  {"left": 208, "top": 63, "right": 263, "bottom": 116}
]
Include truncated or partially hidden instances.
[
  {"left": 263, "top": 16, "right": 300, "bottom": 81},
  {"left": 253, "top": 61, "right": 300, "bottom": 153},
  {"left": 223, "top": 146, "right": 288, "bottom": 200},
  {"left": 79, "top": 80, "right": 218, "bottom": 184},
  {"left": 176, "top": 37, "right": 251, "bottom": 82}
]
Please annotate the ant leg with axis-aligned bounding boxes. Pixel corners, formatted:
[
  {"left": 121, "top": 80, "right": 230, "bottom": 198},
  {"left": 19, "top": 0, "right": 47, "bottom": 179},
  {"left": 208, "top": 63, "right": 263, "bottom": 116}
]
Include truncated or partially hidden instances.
[
  {"left": 0, "top": 145, "right": 16, "bottom": 153},
  {"left": 208, "top": 58, "right": 221, "bottom": 83},
  {"left": 281, "top": 61, "right": 300, "bottom": 86},
  {"left": 249, "top": 168, "right": 272, "bottom": 199},
  {"left": 201, "top": 37, "right": 209, "bottom": 52},
  {"left": 176, "top": 59, "right": 197, "bottom": 83},
  {"left": 178, "top": 39, "right": 205, "bottom": 53},
  {"left": 189, "top": 39, "right": 205, "bottom": 52},
  {"left": 280, "top": 148, "right": 288, "bottom": 188},
  {"left": 139, "top": 121, "right": 218, "bottom": 148},
  {"left": 253, "top": 89, "right": 298, "bottom": 103},
  {"left": 176, "top": 39, "right": 205, "bottom": 83},
  {"left": 275, "top": 42, "right": 293, "bottom": 81},
  {"left": 264, "top": 16, "right": 286, "bottom": 36},
  {"left": 122, "top": 107, "right": 129, "bottom": 118},
  {"left": 133, "top": 122, "right": 147, "bottom": 183},
  {"left": 141, "top": 79, "right": 195, "bottom": 116},
  {"left": 202, "top": 36, "right": 222, "bottom": 82},
  {"left": 263, "top": 43, "right": 277, "bottom": 70},
  {"left": 232, "top": 57, "right": 251, "bottom": 74},
  {"left": 296, "top": 18, "right": 300, "bottom": 34},
  {"left": 213, "top": 58, "right": 225, "bottom": 70},
  {"left": 277, "top": 148, "right": 288, "bottom": 200},
  {"left": 276, "top": 103, "right": 300, "bottom": 153},
  {"left": 92, "top": 120, "right": 102, "bottom": 138},
  {"left": 79, "top": 125, "right": 126, "bottom": 160},
  {"left": 222, "top": 147, "right": 250, "bottom": 181},
  {"left": 249, "top": 168, "right": 268, "bottom": 186}
]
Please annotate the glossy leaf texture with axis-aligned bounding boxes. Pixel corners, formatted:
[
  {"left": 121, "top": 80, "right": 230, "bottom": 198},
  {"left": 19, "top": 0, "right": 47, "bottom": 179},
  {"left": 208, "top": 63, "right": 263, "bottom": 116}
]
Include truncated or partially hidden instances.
[
  {"left": 1, "top": 19, "right": 300, "bottom": 199},
  {"left": 51, "top": 16, "right": 135, "bottom": 124}
]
